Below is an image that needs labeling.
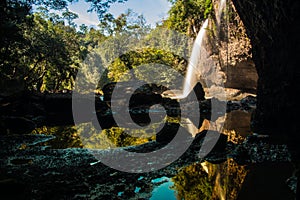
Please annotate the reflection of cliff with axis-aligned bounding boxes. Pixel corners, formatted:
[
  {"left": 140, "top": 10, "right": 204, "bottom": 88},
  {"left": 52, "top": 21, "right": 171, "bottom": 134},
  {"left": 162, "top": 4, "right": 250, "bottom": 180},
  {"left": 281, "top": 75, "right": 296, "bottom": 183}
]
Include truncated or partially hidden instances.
[
  {"left": 209, "top": 159, "right": 248, "bottom": 200},
  {"left": 223, "top": 110, "right": 252, "bottom": 139},
  {"left": 198, "top": 108, "right": 253, "bottom": 143}
]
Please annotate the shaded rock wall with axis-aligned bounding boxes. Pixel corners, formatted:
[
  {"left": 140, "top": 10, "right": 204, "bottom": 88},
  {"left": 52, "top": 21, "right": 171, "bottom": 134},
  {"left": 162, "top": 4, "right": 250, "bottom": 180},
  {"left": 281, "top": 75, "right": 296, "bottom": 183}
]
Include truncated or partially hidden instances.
[
  {"left": 225, "top": 60, "right": 257, "bottom": 92},
  {"left": 201, "top": 0, "right": 257, "bottom": 100},
  {"left": 218, "top": 1, "right": 257, "bottom": 93},
  {"left": 231, "top": 0, "right": 300, "bottom": 148}
]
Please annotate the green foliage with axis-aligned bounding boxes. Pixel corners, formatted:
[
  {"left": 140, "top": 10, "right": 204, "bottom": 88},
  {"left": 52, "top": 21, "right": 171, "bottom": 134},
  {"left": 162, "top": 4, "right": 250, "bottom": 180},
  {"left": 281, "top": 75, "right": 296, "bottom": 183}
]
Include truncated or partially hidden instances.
[
  {"left": 93, "top": 13, "right": 190, "bottom": 89},
  {"left": 0, "top": 0, "right": 128, "bottom": 94},
  {"left": 24, "top": 13, "right": 82, "bottom": 92},
  {"left": 0, "top": 1, "right": 32, "bottom": 92},
  {"left": 1, "top": 0, "right": 213, "bottom": 95},
  {"left": 165, "top": 0, "right": 213, "bottom": 37},
  {"left": 85, "top": 0, "right": 128, "bottom": 19},
  {"left": 106, "top": 48, "right": 187, "bottom": 87},
  {"left": 62, "top": 10, "right": 79, "bottom": 27},
  {"left": 0, "top": 1, "right": 83, "bottom": 92},
  {"left": 0, "top": 0, "right": 121, "bottom": 93},
  {"left": 98, "top": 9, "right": 151, "bottom": 36},
  {"left": 29, "top": 0, "right": 129, "bottom": 19}
]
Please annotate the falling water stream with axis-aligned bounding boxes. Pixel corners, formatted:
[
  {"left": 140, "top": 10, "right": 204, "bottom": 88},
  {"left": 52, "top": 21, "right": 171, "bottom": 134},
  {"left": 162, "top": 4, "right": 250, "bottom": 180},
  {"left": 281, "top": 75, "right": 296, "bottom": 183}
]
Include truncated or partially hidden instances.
[
  {"left": 181, "top": 19, "right": 209, "bottom": 98},
  {"left": 163, "top": 19, "right": 209, "bottom": 99},
  {"left": 218, "top": 0, "right": 227, "bottom": 24},
  {"left": 164, "top": 0, "right": 226, "bottom": 100}
]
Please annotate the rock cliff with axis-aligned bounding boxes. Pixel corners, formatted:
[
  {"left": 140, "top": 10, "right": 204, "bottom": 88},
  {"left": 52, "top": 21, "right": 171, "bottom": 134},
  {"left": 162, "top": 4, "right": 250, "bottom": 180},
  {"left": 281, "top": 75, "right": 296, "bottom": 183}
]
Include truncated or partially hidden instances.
[
  {"left": 200, "top": 0, "right": 257, "bottom": 100},
  {"left": 231, "top": 0, "right": 300, "bottom": 152}
]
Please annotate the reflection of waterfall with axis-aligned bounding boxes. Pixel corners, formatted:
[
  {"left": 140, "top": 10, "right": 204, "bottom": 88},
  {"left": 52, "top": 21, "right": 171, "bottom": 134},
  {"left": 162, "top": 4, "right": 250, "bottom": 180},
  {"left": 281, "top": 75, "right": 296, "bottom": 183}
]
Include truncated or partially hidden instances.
[{"left": 164, "top": 0, "right": 227, "bottom": 100}]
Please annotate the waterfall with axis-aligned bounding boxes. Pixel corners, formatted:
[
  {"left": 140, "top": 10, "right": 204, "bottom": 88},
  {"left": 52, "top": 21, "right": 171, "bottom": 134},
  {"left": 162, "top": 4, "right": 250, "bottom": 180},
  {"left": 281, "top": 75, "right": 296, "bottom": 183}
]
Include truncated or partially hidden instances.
[
  {"left": 218, "top": 0, "right": 227, "bottom": 23},
  {"left": 162, "top": 19, "right": 208, "bottom": 100},
  {"left": 163, "top": 0, "right": 227, "bottom": 100},
  {"left": 181, "top": 19, "right": 209, "bottom": 98}
]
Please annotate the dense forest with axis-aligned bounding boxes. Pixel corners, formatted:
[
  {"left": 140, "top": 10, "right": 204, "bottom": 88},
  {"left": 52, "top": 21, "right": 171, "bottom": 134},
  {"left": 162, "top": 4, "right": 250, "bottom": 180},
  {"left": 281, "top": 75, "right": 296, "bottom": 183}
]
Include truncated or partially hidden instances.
[{"left": 0, "top": 0, "right": 213, "bottom": 95}]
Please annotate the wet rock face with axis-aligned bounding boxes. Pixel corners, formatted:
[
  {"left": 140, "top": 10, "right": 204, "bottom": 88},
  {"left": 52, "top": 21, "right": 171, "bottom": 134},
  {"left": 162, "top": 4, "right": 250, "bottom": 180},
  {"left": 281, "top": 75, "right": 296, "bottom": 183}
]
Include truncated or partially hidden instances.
[{"left": 231, "top": 0, "right": 300, "bottom": 145}]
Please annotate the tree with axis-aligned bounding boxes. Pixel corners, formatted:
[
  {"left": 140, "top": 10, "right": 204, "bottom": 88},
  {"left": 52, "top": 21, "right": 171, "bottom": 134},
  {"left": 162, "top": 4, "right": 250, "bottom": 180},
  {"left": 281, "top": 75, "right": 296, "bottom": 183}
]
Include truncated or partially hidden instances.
[
  {"left": 165, "top": 0, "right": 213, "bottom": 37},
  {"left": 0, "top": 0, "right": 128, "bottom": 94},
  {"left": 98, "top": 9, "right": 151, "bottom": 36},
  {"left": 20, "top": 13, "right": 83, "bottom": 92},
  {"left": 62, "top": 10, "right": 79, "bottom": 27},
  {"left": 0, "top": 2, "right": 84, "bottom": 93},
  {"left": 0, "top": 0, "right": 33, "bottom": 94},
  {"left": 106, "top": 48, "right": 187, "bottom": 87},
  {"left": 29, "top": 0, "right": 129, "bottom": 20}
]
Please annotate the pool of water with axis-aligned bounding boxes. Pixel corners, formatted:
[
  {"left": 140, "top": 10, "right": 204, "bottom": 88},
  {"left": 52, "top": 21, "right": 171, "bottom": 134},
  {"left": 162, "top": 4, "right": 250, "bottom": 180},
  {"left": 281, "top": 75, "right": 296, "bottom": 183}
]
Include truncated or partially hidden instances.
[
  {"left": 150, "top": 177, "right": 177, "bottom": 200},
  {"left": 20, "top": 107, "right": 296, "bottom": 199}
]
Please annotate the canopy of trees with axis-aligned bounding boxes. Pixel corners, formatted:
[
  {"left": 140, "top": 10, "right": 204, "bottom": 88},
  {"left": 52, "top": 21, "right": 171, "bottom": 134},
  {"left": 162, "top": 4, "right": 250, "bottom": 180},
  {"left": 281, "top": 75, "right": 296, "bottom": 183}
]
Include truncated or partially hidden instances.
[
  {"left": 165, "top": 0, "right": 213, "bottom": 37},
  {"left": 0, "top": 0, "right": 212, "bottom": 95}
]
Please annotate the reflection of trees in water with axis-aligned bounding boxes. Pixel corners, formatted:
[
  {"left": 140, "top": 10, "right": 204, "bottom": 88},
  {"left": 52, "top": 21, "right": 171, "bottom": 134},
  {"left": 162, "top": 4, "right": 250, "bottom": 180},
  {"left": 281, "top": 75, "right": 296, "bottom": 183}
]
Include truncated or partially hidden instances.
[
  {"left": 31, "top": 122, "right": 161, "bottom": 149},
  {"left": 172, "top": 159, "right": 248, "bottom": 200},
  {"left": 32, "top": 126, "right": 83, "bottom": 149},
  {"left": 172, "top": 163, "right": 214, "bottom": 200},
  {"left": 102, "top": 127, "right": 155, "bottom": 147},
  {"left": 77, "top": 124, "right": 158, "bottom": 149},
  {"left": 76, "top": 117, "right": 178, "bottom": 148}
]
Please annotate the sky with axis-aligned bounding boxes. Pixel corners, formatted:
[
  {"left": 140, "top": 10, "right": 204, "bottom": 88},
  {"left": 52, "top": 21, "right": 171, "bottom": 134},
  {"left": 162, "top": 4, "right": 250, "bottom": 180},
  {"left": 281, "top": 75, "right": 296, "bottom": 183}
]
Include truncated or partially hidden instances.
[{"left": 68, "top": 0, "right": 171, "bottom": 28}]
